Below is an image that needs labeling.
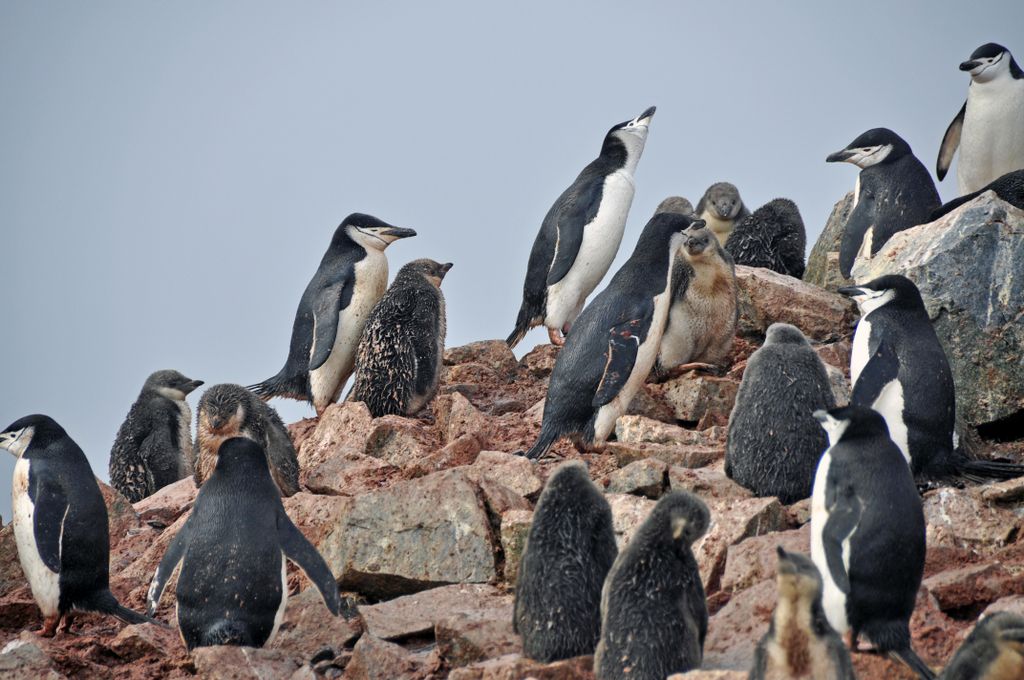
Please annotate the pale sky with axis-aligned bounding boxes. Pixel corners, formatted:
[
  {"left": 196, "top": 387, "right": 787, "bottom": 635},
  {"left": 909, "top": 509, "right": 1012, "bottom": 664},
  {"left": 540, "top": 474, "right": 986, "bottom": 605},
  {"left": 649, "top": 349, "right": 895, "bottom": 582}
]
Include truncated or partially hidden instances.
[{"left": 2, "top": 1, "right": 1021, "bottom": 519}]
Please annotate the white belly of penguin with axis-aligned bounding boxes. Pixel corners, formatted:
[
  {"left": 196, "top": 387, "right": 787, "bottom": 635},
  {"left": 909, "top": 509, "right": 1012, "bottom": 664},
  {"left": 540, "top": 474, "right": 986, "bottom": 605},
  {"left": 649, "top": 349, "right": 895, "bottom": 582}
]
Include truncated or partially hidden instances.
[
  {"left": 267, "top": 552, "right": 289, "bottom": 645},
  {"left": 176, "top": 401, "right": 195, "bottom": 477},
  {"left": 849, "top": 316, "right": 872, "bottom": 386},
  {"left": 872, "top": 381, "right": 910, "bottom": 466},
  {"left": 545, "top": 171, "right": 635, "bottom": 331},
  {"left": 810, "top": 450, "right": 850, "bottom": 634},
  {"left": 959, "top": 83, "right": 1024, "bottom": 194},
  {"left": 309, "top": 252, "right": 388, "bottom": 408},
  {"left": 659, "top": 272, "right": 721, "bottom": 367},
  {"left": 13, "top": 458, "right": 61, "bottom": 617}
]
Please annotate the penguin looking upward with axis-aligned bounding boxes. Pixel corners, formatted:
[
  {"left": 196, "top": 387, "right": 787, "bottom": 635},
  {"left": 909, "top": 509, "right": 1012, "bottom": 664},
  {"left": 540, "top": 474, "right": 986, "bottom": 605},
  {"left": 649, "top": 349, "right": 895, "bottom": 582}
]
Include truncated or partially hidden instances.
[
  {"left": 1, "top": 415, "right": 157, "bottom": 636},
  {"left": 521, "top": 212, "right": 700, "bottom": 460},
  {"left": 109, "top": 370, "right": 203, "bottom": 503},
  {"left": 938, "top": 612, "right": 1024, "bottom": 680},
  {"left": 250, "top": 213, "right": 416, "bottom": 416},
  {"left": 695, "top": 182, "right": 749, "bottom": 247},
  {"left": 810, "top": 406, "right": 934, "bottom": 680},
  {"left": 147, "top": 437, "right": 341, "bottom": 650},
  {"left": 937, "top": 43, "right": 1024, "bottom": 196},
  {"left": 507, "top": 106, "right": 656, "bottom": 348},
  {"left": 839, "top": 275, "right": 1024, "bottom": 485},
  {"left": 826, "top": 128, "right": 940, "bottom": 278}
]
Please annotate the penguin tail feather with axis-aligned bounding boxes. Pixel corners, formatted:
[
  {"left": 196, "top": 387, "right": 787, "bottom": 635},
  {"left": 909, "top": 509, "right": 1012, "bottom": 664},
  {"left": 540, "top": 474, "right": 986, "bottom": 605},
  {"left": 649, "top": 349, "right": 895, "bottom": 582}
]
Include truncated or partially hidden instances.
[
  {"left": 84, "top": 590, "right": 168, "bottom": 628},
  {"left": 522, "top": 426, "right": 560, "bottom": 461},
  {"left": 958, "top": 458, "right": 1024, "bottom": 483},
  {"left": 247, "top": 371, "right": 305, "bottom": 403},
  {"left": 200, "top": 619, "right": 253, "bottom": 647},
  {"left": 506, "top": 301, "right": 543, "bottom": 349},
  {"left": 887, "top": 649, "right": 936, "bottom": 680}
]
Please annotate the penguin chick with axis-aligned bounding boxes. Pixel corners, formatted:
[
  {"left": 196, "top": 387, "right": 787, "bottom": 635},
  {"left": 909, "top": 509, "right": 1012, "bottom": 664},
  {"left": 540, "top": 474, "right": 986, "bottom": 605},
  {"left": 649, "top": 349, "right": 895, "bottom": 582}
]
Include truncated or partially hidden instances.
[
  {"left": 656, "top": 221, "right": 738, "bottom": 377},
  {"left": 726, "top": 323, "right": 835, "bottom": 504},
  {"left": 249, "top": 213, "right": 416, "bottom": 415},
  {"left": 196, "top": 384, "right": 299, "bottom": 496},
  {"left": 595, "top": 491, "right": 710, "bottom": 680},
  {"left": 1, "top": 415, "right": 160, "bottom": 636},
  {"left": 726, "top": 198, "right": 807, "bottom": 279},
  {"left": 750, "top": 547, "right": 855, "bottom": 680},
  {"left": 109, "top": 370, "right": 203, "bottom": 503},
  {"left": 938, "top": 612, "right": 1024, "bottom": 680},
  {"left": 513, "top": 460, "right": 617, "bottom": 662},
  {"left": 695, "top": 182, "right": 750, "bottom": 247},
  {"left": 349, "top": 259, "right": 452, "bottom": 418},
  {"left": 147, "top": 437, "right": 341, "bottom": 650},
  {"left": 656, "top": 195, "right": 695, "bottom": 215},
  {"left": 931, "top": 169, "right": 1024, "bottom": 220}
]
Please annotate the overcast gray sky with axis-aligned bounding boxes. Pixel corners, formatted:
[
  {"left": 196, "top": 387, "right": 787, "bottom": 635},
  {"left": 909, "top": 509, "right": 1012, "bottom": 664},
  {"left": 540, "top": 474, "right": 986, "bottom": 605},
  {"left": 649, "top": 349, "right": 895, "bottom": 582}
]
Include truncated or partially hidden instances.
[{"left": 2, "top": 1, "right": 1021, "bottom": 520}]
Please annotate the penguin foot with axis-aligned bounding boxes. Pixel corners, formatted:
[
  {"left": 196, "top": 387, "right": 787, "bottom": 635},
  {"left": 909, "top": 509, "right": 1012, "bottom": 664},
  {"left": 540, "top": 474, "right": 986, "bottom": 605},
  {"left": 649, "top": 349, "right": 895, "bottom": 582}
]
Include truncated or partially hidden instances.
[
  {"left": 548, "top": 328, "right": 565, "bottom": 346},
  {"left": 56, "top": 613, "right": 75, "bottom": 636},
  {"left": 674, "top": 362, "right": 725, "bottom": 376},
  {"left": 37, "top": 615, "right": 60, "bottom": 638}
]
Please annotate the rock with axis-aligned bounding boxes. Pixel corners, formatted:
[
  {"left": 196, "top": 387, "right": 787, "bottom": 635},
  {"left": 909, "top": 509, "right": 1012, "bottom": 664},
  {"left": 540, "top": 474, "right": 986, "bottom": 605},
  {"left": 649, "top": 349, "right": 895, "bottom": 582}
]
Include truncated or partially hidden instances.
[
  {"left": 436, "top": 392, "right": 490, "bottom": 445},
  {"left": 824, "top": 363, "right": 850, "bottom": 406},
  {"left": 302, "top": 453, "right": 399, "bottom": 497},
  {"left": 363, "top": 416, "right": 431, "bottom": 467},
  {"left": 923, "top": 563, "right": 1024, "bottom": 613},
  {"left": 696, "top": 497, "right": 789, "bottom": 592},
  {"left": 668, "top": 672, "right": 748, "bottom": 680},
  {"left": 499, "top": 509, "right": 532, "bottom": 584},
  {"left": 615, "top": 416, "right": 725, "bottom": 447},
  {"left": 850, "top": 195, "right": 1024, "bottom": 429},
  {"left": 448, "top": 654, "right": 594, "bottom": 680},
  {"left": 907, "top": 587, "right": 964, "bottom": 672},
  {"left": 603, "top": 458, "right": 668, "bottom": 498},
  {"left": 703, "top": 578, "right": 774, "bottom": 670},
  {"left": 319, "top": 469, "right": 497, "bottom": 598},
  {"left": 271, "top": 586, "right": 362, "bottom": 657},
  {"left": 668, "top": 462, "right": 754, "bottom": 502},
  {"left": 436, "top": 601, "right": 520, "bottom": 667},
  {"left": 735, "top": 265, "right": 858, "bottom": 342},
  {"left": 488, "top": 399, "right": 527, "bottom": 416},
  {"left": 983, "top": 594, "right": 1024, "bottom": 617},
  {"left": 298, "top": 402, "right": 373, "bottom": 477},
  {"left": 132, "top": 477, "right": 197, "bottom": 527},
  {"left": 605, "top": 442, "right": 722, "bottom": 469},
  {"left": 109, "top": 622, "right": 183, "bottom": 661},
  {"left": 981, "top": 476, "right": 1024, "bottom": 504},
  {"left": 655, "top": 375, "right": 739, "bottom": 427},
  {"left": 721, "top": 526, "right": 810, "bottom": 593},
  {"left": 407, "top": 434, "right": 483, "bottom": 477},
  {"left": 360, "top": 584, "right": 507, "bottom": 641},
  {"left": 607, "top": 493, "right": 656, "bottom": 548},
  {"left": 0, "top": 636, "right": 63, "bottom": 679},
  {"left": 447, "top": 362, "right": 501, "bottom": 387},
  {"left": 99, "top": 480, "right": 141, "bottom": 547},
  {"left": 345, "top": 634, "right": 437, "bottom": 680},
  {"left": 786, "top": 498, "right": 812, "bottom": 525},
  {"left": 923, "top": 487, "right": 1020, "bottom": 555},
  {"left": 814, "top": 340, "right": 852, "bottom": 374},
  {"left": 191, "top": 646, "right": 303, "bottom": 679},
  {"left": 445, "top": 341, "right": 520, "bottom": 379},
  {"left": 465, "top": 451, "right": 543, "bottom": 499},
  {"left": 0, "top": 525, "right": 24, "bottom": 598},
  {"left": 519, "top": 344, "right": 559, "bottom": 379},
  {"left": 804, "top": 191, "right": 854, "bottom": 289}
]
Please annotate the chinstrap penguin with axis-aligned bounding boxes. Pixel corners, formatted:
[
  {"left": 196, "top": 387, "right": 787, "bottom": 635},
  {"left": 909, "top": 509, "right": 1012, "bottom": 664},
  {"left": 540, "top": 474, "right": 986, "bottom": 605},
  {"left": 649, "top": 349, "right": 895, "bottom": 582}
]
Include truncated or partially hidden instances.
[
  {"left": 810, "top": 406, "right": 934, "bottom": 680},
  {"left": 695, "top": 181, "right": 750, "bottom": 247},
  {"left": 250, "top": 213, "right": 416, "bottom": 416},
  {"left": 931, "top": 168, "right": 1024, "bottom": 220},
  {"left": 594, "top": 491, "right": 709, "bottom": 680},
  {"left": 513, "top": 460, "right": 617, "bottom": 662},
  {"left": 726, "top": 323, "right": 835, "bottom": 504},
  {"left": 1, "top": 415, "right": 158, "bottom": 636},
  {"left": 507, "top": 106, "right": 656, "bottom": 348},
  {"left": 725, "top": 198, "right": 807, "bottom": 279},
  {"left": 749, "top": 547, "right": 855, "bottom": 680},
  {"left": 349, "top": 259, "right": 452, "bottom": 418},
  {"left": 839, "top": 275, "right": 1024, "bottom": 485},
  {"left": 519, "top": 212, "right": 700, "bottom": 460},
  {"left": 937, "top": 612, "right": 1024, "bottom": 680},
  {"left": 195, "top": 383, "right": 300, "bottom": 496},
  {"left": 147, "top": 437, "right": 341, "bottom": 650},
  {"left": 937, "top": 43, "right": 1024, "bottom": 196},
  {"left": 109, "top": 369, "right": 203, "bottom": 503},
  {"left": 826, "top": 128, "right": 940, "bottom": 278}
]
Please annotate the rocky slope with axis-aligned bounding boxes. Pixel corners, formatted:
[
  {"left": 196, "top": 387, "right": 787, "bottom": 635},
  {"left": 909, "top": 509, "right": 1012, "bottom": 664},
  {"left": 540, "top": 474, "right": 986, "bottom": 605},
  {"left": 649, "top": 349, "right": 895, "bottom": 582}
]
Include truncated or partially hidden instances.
[{"left": 1, "top": 196, "right": 1023, "bottom": 679}]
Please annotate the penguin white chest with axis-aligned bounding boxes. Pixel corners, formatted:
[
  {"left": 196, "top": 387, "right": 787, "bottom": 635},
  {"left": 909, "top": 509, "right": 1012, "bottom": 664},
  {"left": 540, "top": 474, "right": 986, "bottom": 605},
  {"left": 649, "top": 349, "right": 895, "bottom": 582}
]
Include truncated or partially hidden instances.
[
  {"left": 309, "top": 251, "right": 389, "bottom": 407},
  {"left": 700, "top": 211, "right": 734, "bottom": 247},
  {"left": 12, "top": 458, "right": 61, "bottom": 617},
  {"left": 849, "top": 315, "right": 872, "bottom": 386},
  {"left": 176, "top": 400, "right": 194, "bottom": 476},
  {"left": 545, "top": 171, "right": 635, "bottom": 330},
  {"left": 810, "top": 450, "right": 850, "bottom": 634},
  {"left": 266, "top": 551, "right": 289, "bottom": 645},
  {"left": 959, "top": 82, "right": 1024, "bottom": 194}
]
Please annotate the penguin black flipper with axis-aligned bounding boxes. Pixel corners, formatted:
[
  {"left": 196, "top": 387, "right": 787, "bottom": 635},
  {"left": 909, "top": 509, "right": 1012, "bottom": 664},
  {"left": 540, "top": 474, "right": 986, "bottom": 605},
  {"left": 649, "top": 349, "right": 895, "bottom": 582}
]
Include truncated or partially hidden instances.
[
  {"left": 308, "top": 274, "right": 355, "bottom": 371},
  {"left": 889, "top": 649, "right": 937, "bottom": 680},
  {"left": 851, "top": 338, "right": 900, "bottom": 407},
  {"left": 146, "top": 516, "right": 194, "bottom": 615},
  {"left": 593, "top": 309, "right": 653, "bottom": 408},
  {"left": 546, "top": 178, "right": 603, "bottom": 286},
  {"left": 31, "top": 473, "right": 67, "bottom": 573},
  {"left": 937, "top": 102, "right": 966, "bottom": 181},
  {"left": 822, "top": 472, "right": 861, "bottom": 595},
  {"left": 276, "top": 510, "right": 342, "bottom": 616}
]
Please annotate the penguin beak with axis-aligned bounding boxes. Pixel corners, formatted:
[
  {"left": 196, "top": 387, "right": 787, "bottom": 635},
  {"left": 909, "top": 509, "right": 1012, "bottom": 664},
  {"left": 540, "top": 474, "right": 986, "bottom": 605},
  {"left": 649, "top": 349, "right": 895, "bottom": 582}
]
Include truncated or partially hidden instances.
[
  {"left": 633, "top": 106, "right": 656, "bottom": 126},
  {"left": 837, "top": 286, "right": 868, "bottom": 299},
  {"left": 376, "top": 227, "right": 417, "bottom": 244},
  {"left": 0, "top": 427, "right": 29, "bottom": 457},
  {"left": 441, "top": 262, "right": 454, "bottom": 275},
  {"left": 183, "top": 380, "right": 204, "bottom": 394},
  {"left": 826, "top": 149, "right": 854, "bottom": 164},
  {"left": 959, "top": 59, "right": 981, "bottom": 72}
]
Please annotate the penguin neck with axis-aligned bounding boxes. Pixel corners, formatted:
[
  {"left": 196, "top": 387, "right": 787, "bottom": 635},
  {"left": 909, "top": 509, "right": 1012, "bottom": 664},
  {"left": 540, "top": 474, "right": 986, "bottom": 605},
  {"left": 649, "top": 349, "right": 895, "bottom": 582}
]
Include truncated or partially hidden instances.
[{"left": 599, "top": 134, "right": 645, "bottom": 176}]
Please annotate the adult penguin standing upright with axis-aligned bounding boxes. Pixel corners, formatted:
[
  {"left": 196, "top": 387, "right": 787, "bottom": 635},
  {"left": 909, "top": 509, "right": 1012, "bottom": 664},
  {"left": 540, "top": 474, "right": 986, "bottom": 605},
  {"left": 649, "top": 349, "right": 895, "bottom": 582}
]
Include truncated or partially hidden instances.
[
  {"left": 826, "top": 128, "right": 940, "bottom": 278},
  {"left": 250, "top": 213, "right": 416, "bottom": 416},
  {"left": 507, "top": 106, "right": 656, "bottom": 348}
]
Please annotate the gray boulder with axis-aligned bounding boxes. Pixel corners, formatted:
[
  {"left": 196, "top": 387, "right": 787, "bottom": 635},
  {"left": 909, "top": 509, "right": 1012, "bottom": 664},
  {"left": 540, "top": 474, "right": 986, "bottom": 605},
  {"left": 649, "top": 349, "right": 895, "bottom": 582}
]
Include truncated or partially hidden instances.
[{"left": 804, "top": 191, "right": 854, "bottom": 289}]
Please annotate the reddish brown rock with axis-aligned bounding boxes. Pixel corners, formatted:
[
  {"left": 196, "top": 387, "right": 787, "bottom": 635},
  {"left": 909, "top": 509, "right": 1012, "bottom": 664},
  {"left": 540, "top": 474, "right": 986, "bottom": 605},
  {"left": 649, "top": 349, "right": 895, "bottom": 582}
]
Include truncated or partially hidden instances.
[
  {"left": 696, "top": 497, "right": 790, "bottom": 592},
  {"left": 191, "top": 645, "right": 303, "bottom": 679},
  {"left": 653, "top": 375, "right": 740, "bottom": 428},
  {"left": 99, "top": 481, "right": 141, "bottom": 548},
  {"left": 606, "top": 441, "right": 722, "bottom": 469},
  {"left": 444, "top": 341, "right": 520, "bottom": 379},
  {"left": 364, "top": 415, "right": 434, "bottom": 467},
  {"left": 448, "top": 653, "right": 594, "bottom": 680},
  {"left": 735, "top": 265, "right": 858, "bottom": 341},
  {"left": 132, "top": 477, "right": 197, "bottom": 527},
  {"left": 407, "top": 434, "right": 483, "bottom": 477},
  {"left": 464, "top": 450, "right": 543, "bottom": 500},
  {"left": 345, "top": 634, "right": 439, "bottom": 680},
  {"left": 923, "top": 487, "right": 1020, "bottom": 554},
  {"left": 615, "top": 416, "right": 726, "bottom": 447},
  {"left": 270, "top": 586, "right": 362, "bottom": 658},
  {"left": 297, "top": 402, "right": 373, "bottom": 475},
  {"left": 923, "top": 563, "right": 1024, "bottom": 614},
  {"left": 721, "top": 525, "right": 810, "bottom": 593},
  {"left": 0, "top": 525, "right": 24, "bottom": 598},
  {"left": 519, "top": 344, "right": 559, "bottom": 379},
  {"left": 499, "top": 509, "right": 532, "bottom": 584},
  {"left": 359, "top": 584, "right": 508, "bottom": 641},
  {"left": 668, "top": 672, "right": 748, "bottom": 680},
  {"left": 607, "top": 493, "right": 656, "bottom": 548},
  {"left": 0, "top": 635, "right": 64, "bottom": 679},
  {"left": 302, "top": 453, "right": 399, "bottom": 497},
  {"left": 436, "top": 392, "right": 491, "bottom": 445},
  {"left": 703, "top": 578, "right": 774, "bottom": 670},
  {"left": 668, "top": 462, "right": 754, "bottom": 502}
]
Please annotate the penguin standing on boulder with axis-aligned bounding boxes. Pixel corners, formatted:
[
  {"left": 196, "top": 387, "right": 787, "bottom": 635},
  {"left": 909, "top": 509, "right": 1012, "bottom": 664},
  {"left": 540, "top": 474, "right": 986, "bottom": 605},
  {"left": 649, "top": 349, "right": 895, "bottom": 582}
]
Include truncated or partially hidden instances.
[
  {"left": 810, "top": 406, "right": 934, "bottom": 679},
  {"left": 839, "top": 275, "right": 1024, "bottom": 485},
  {"left": 725, "top": 198, "right": 807, "bottom": 278},
  {"left": 826, "top": 128, "right": 940, "bottom": 278},
  {"left": 349, "top": 259, "right": 452, "bottom": 418},
  {"left": 520, "top": 212, "right": 699, "bottom": 460},
  {"left": 937, "top": 43, "right": 1024, "bottom": 196},
  {"left": 250, "top": 213, "right": 416, "bottom": 415},
  {"left": 938, "top": 612, "right": 1024, "bottom": 680},
  {"left": 507, "top": 106, "right": 656, "bottom": 348},
  {"left": 694, "top": 181, "right": 749, "bottom": 247},
  {"left": 147, "top": 437, "right": 341, "bottom": 650},
  {"left": 109, "top": 369, "right": 204, "bottom": 503},
  {"left": 1, "top": 415, "right": 156, "bottom": 636}
]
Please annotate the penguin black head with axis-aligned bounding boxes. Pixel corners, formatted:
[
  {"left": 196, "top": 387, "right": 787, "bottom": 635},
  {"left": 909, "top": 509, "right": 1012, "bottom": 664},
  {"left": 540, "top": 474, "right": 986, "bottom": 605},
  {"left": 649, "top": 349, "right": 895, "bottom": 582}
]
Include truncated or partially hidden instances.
[
  {"left": 213, "top": 436, "right": 272, "bottom": 477},
  {"left": 650, "top": 490, "right": 710, "bottom": 546},
  {"left": 813, "top": 405, "right": 890, "bottom": 446},
  {"left": 143, "top": 370, "right": 204, "bottom": 401},
  {"left": 636, "top": 212, "right": 701, "bottom": 259},
  {"left": 602, "top": 105, "right": 656, "bottom": 158},
  {"left": 0, "top": 414, "right": 67, "bottom": 458},
  {"left": 334, "top": 213, "right": 417, "bottom": 253},
  {"left": 960, "top": 42, "right": 1023, "bottom": 81},
  {"left": 764, "top": 323, "right": 811, "bottom": 347},
  {"left": 826, "top": 128, "right": 912, "bottom": 168},
  {"left": 837, "top": 274, "right": 924, "bottom": 315},
  {"left": 775, "top": 547, "right": 823, "bottom": 600},
  {"left": 655, "top": 196, "right": 695, "bottom": 216},
  {"left": 396, "top": 258, "right": 453, "bottom": 289},
  {"left": 700, "top": 182, "right": 745, "bottom": 220}
]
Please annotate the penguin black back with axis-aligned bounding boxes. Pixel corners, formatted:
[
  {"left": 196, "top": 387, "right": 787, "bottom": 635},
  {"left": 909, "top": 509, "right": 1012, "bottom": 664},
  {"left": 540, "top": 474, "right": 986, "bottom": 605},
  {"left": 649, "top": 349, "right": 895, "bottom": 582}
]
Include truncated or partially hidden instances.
[
  {"left": 513, "top": 461, "right": 617, "bottom": 662},
  {"left": 725, "top": 198, "right": 807, "bottom": 278},
  {"left": 930, "top": 169, "right": 1024, "bottom": 220},
  {"left": 938, "top": 612, "right": 1024, "bottom": 680}
]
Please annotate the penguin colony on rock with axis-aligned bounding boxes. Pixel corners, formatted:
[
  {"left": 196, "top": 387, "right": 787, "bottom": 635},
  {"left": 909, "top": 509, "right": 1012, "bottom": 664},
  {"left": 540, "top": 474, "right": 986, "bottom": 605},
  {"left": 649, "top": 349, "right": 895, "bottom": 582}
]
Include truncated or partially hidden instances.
[{"left": 2, "top": 40, "right": 1024, "bottom": 679}]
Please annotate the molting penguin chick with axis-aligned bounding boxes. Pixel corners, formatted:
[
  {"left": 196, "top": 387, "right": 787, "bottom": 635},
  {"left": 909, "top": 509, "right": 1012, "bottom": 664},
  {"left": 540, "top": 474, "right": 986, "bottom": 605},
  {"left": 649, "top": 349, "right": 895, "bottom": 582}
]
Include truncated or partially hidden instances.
[
  {"left": 750, "top": 547, "right": 855, "bottom": 680},
  {"left": 508, "top": 106, "right": 656, "bottom": 348},
  {"left": 725, "top": 198, "right": 807, "bottom": 278},
  {"left": 810, "top": 406, "right": 934, "bottom": 680},
  {"left": 695, "top": 182, "right": 750, "bottom": 247},
  {"left": 656, "top": 221, "right": 738, "bottom": 378},
  {"left": 196, "top": 384, "right": 300, "bottom": 496},
  {"left": 513, "top": 460, "right": 616, "bottom": 662},
  {"left": 594, "top": 491, "right": 710, "bottom": 680},
  {"left": 109, "top": 370, "right": 203, "bottom": 503},
  {"left": 1, "top": 415, "right": 157, "bottom": 636},
  {"left": 938, "top": 42, "right": 1024, "bottom": 195},
  {"left": 521, "top": 212, "right": 697, "bottom": 460},
  {"left": 938, "top": 612, "right": 1024, "bottom": 680},
  {"left": 826, "top": 128, "right": 940, "bottom": 278},
  {"left": 655, "top": 195, "right": 695, "bottom": 216},
  {"left": 147, "top": 437, "right": 341, "bottom": 650},
  {"left": 250, "top": 213, "right": 416, "bottom": 415},
  {"left": 349, "top": 258, "right": 452, "bottom": 418},
  {"left": 726, "top": 323, "right": 835, "bottom": 504},
  {"left": 839, "top": 275, "right": 1024, "bottom": 485},
  {"left": 931, "top": 168, "right": 1024, "bottom": 220}
]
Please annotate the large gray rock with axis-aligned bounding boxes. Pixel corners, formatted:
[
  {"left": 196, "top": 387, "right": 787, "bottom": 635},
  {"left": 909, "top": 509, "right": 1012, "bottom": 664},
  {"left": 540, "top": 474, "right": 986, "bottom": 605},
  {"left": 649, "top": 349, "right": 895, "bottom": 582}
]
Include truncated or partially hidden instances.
[
  {"left": 805, "top": 191, "right": 854, "bottom": 289},
  {"left": 852, "top": 194, "right": 1024, "bottom": 429}
]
